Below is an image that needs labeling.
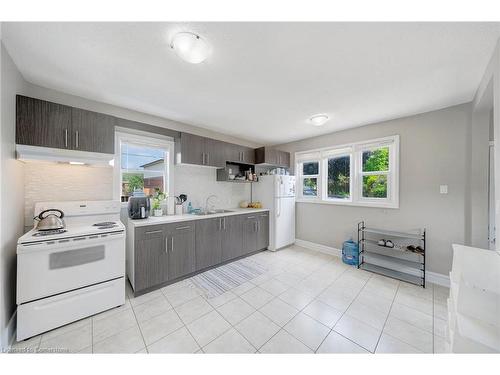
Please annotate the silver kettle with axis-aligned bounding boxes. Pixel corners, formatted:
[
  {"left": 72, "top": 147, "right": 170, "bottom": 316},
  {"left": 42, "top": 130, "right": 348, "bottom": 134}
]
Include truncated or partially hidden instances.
[{"left": 34, "top": 209, "right": 66, "bottom": 231}]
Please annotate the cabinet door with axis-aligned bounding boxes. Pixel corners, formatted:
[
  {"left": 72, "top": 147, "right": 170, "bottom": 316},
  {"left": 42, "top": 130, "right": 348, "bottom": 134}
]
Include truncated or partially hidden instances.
[
  {"left": 257, "top": 213, "right": 270, "bottom": 250},
  {"left": 16, "top": 95, "right": 72, "bottom": 149},
  {"left": 195, "top": 217, "right": 222, "bottom": 270},
  {"left": 180, "top": 133, "right": 205, "bottom": 165},
  {"left": 242, "top": 215, "right": 258, "bottom": 255},
  {"left": 225, "top": 143, "right": 241, "bottom": 163},
  {"left": 166, "top": 222, "right": 196, "bottom": 280},
  {"left": 71, "top": 108, "right": 115, "bottom": 153},
  {"left": 221, "top": 215, "right": 244, "bottom": 261},
  {"left": 279, "top": 151, "right": 291, "bottom": 168},
  {"left": 204, "top": 138, "right": 226, "bottom": 168},
  {"left": 134, "top": 226, "right": 168, "bottom": 292},
  {"left": 241, "top": 146, "right": 255, "bottom": 164}
]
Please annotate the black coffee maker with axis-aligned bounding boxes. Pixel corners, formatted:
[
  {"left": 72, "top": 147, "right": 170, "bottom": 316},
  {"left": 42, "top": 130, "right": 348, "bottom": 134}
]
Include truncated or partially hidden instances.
[{"left": 128, "top": 196, "right": 151, "bottom": 219}]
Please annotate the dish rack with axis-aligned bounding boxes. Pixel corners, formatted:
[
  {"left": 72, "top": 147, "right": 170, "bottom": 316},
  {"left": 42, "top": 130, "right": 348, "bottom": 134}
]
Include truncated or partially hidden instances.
[{"left": 357, "top": 221, "right": 426, "bottom": 288}]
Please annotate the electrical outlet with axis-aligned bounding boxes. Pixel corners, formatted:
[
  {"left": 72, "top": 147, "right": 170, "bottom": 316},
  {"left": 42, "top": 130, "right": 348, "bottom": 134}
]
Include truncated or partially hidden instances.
[{"left": 440, "top": 185, "right": 448, "bottom": 194}]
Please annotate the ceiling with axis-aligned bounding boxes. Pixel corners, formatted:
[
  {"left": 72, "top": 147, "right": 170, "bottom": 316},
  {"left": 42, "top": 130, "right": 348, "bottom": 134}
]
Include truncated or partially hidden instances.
[{"left": 2, "top": 22, "right": 500, "bottom": 145}]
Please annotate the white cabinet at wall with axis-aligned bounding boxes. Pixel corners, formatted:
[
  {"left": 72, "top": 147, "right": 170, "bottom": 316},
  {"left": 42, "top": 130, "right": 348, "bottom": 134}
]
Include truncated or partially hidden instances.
[{"left": 447, "top": 244, "right": 500, "bottom": 353}]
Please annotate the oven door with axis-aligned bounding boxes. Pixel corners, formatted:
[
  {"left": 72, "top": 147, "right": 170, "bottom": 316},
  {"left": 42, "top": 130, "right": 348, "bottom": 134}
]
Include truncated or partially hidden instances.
[{"left": 17, "top": 232, "right": 125, "bottom": 304}]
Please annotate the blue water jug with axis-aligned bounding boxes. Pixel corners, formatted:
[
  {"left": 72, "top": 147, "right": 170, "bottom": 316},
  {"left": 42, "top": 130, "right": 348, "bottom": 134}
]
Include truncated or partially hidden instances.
[{"left": 342, "top": 239, "right": 359, "bottom": 266}]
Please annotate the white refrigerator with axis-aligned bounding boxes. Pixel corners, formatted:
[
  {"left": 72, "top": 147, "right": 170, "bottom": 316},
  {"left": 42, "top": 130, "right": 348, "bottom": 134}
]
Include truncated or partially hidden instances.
[{"left": 253, "top": 175, "right": 295, "bottom": 251}]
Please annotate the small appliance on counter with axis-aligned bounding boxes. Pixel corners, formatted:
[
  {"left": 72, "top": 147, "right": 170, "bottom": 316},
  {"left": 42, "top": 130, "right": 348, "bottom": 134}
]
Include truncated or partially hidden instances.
[{"left": 128, "top": 194, "right": 151, "bottom": 219}]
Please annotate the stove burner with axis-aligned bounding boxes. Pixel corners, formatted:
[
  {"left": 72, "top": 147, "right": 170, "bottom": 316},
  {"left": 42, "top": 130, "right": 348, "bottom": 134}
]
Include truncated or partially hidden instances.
[
  {"left": 33, "top": 229, "right": 67, "bottom": 237},
  {"left": 93, "top": 222, "right": 117, "bottom": 227}
]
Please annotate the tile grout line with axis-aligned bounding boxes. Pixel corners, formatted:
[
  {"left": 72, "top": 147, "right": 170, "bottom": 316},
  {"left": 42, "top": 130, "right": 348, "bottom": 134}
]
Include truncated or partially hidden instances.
[
  {"left": 372, "top": 280, "right": 400, "bottom": 353},
  {"left": 248, "top": 264, "right": 348, "bottom": 352},
  {"left": 313, "top": 272, "right": 374, "bottom": 353},
  {"left": 129, "top": 296, "right": 149, "bottom": 354}
]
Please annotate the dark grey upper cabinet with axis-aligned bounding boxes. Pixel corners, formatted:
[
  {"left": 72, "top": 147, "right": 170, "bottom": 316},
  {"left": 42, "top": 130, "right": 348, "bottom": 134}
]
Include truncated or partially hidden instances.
[
  {"left": 195, "top": 217, "right": 222, "bottom": 270},
  {"left": 166, "top": 221, "right": 196, "bottom": 280},
  {"left": 16, "top": 95, "right": 72, "bottom": 150},
  {"left": 71, "top": 108, "right": 115, "bottom": 154},
  {"left": 255, "top": 147, "right": 290, "bottom": 167},
  {"left": 178, "top": 132, "right": 256, "bottom": 167},
  {"left": 221, "top": 215, "right": 244, "bottom": 261},
  {"left": 179, "top": 133, "right": 206, "bottom": 165},
  {"left": 204, "top": 138, "right": 226, "bottom": 168},
  {"left": 16, "top": 95, "right": 115, "bottom": 154},
  {"left": 134, "top": 225, "right": 169, "bottom": 292},
  {"left": 257, "top": 213, "right": 270, "bottom": 251}
]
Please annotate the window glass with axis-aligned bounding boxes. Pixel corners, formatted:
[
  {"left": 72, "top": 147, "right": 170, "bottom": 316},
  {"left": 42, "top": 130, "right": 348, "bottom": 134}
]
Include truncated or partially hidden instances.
[
  {"left": 303, "top": 161, "right": 319, "bottom": 175},
  {"left": 121, "top": 142, "right": 167, "bottom": 201},
  {"left": 362, "top": 147, "right": 389, "bottom": 172},
  {"left": 362, "top": 175, "right": 388, "bottom": 198},
  {"left": 327, "top": 155, "right": 350, "bottom": 199},
  {"left": 302, "top": 178, "right": 318, "bottom": 196}
]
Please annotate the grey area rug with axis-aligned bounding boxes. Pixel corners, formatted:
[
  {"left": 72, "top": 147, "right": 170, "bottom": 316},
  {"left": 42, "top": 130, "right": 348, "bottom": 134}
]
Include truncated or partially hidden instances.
[{"left": 191, "top": 258, "right": 268, "bottom": 298}]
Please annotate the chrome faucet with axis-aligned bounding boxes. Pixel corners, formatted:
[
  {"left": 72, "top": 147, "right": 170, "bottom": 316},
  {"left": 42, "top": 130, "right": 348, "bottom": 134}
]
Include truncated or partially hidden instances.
[{"left": 205, "top": 195, "right": 218, "bottom": 212}]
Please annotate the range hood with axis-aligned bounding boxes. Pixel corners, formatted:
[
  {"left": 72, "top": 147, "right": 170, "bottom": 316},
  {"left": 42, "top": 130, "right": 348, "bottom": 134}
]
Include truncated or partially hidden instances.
[{"left": 16, "top": 145, "right": 114, "bottom": 167}]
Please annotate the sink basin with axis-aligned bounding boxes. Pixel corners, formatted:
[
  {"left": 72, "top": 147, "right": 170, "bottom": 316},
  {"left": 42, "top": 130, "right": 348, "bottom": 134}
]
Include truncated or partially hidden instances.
[{"left": 192, "top": 209, "right": 234, "bottom": 216}]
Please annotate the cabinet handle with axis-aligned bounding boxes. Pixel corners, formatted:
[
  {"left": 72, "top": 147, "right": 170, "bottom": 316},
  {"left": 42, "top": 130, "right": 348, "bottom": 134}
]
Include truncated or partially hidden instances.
[
  {"left": 145, "top": 229, "right": 162, "bottom": 235},
  {"left": 175, "top": 226, "right": 191, "bottom": 230},
  {"left": 171, "top": 237, "right": 174, "bottom": 252},
  {"left": 202, "top": 153, "right": 205, "bottom": 165},
  {"left": 258, "top": 221, "right": 260, "bottom": 232},
  {"left": 223, "top": 218, "right": 226, "bottom": 230},
  {"left": 165, "top": 237, "right": 169, "bottom": 253},
  {"left": 75, "top": 130, "right": 79, "bottom": 149},
  {"left": 65, "top": 129, "right": 68, "bottom": 148},
  {"left": 254, "top": 221, "right": 258, "bottom": 232},
  {"left": 206, "top": 153, "right": 210, "bottom": 165},
  {"left": 218, "top": 218, "right": 222, "bottom": 231},
  {"left": 247, "top": 216, "right": 255, "bottom": 219}
]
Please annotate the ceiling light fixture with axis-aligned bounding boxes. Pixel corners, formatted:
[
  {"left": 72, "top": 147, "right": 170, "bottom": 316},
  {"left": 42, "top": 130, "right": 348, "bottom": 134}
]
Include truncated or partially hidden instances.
[
  {"left": 69, "top": 161, "right": 85, "bottom": 165},
  {"left": 170, "top": 32, "right": 210, "bottom": 64},
  {"left": 309, "top": 114, "right": 329, "bottom": 126}
]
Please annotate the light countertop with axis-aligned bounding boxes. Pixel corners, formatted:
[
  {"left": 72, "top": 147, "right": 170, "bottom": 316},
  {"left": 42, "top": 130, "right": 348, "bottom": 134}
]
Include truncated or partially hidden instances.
[{"left": 127, "top": 207, "right": 270, "bottom": 227}]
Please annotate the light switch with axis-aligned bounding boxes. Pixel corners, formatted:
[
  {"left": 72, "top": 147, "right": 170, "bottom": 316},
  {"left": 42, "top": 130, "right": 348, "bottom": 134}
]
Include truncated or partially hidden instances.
[{"left": 440, "top": 185, "right": 448, "bottom": 194}]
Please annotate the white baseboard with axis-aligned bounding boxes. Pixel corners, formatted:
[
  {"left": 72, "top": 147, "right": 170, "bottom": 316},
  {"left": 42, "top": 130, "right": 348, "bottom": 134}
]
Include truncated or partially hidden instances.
[
  {"left": 426, "top": 271, "right": 450, "bottom": 287},
  {"left": 1, "top": 310, "right": 16, "bottom": 350},
  {"left": 294, "top": 239, "right": 342, "bottom": 257},
  {"left": 295, "top": 238, "right": 450, "bottom": 287}
]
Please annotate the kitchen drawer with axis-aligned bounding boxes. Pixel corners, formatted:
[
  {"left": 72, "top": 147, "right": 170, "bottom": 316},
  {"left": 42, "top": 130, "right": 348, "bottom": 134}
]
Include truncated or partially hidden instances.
[
  {"left": 165, "top": 221, "right": 196, "bottom": 234},
  {"left": 17, "top": 277, "right": 125, "bottom": 341}
]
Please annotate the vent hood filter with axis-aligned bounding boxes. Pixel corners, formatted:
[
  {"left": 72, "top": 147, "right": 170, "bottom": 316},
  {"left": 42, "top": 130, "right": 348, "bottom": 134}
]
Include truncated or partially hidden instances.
[{"left": 16, "top": 145, "right": 114, "bottom": 167}]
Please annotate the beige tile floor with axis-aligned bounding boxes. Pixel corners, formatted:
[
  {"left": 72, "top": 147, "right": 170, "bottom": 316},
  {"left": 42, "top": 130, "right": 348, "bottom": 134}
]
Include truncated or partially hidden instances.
[{"left": 9, "top": 245, "right": 449, "bottom": 354}]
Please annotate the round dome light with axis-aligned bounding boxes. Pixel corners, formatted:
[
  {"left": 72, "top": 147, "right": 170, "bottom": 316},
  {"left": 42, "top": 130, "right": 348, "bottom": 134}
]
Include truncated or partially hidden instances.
[
  {"left": 170, "top": 32, "right": 210, "bottom": 64},
  {"left": 309, "top": 114, "right": 329, "bottom": 126}
]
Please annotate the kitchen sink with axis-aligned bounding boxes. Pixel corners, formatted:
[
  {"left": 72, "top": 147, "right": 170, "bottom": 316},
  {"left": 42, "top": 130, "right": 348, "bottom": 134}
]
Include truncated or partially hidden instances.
[{"left": 192, "top": 209, "right": 234, "bottom": 216}]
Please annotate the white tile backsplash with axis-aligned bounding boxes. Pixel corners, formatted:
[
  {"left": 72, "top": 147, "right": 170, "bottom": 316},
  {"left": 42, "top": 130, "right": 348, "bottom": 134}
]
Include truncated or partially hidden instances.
[
  {"left": 174, "top": 164, "right": 251, "bottom": 210},
  {"left": 24, "top": 162, "right": 251, "bottom": 226},
  {"left": 24, "top": 162, "right": 113, "bottom": 226}
]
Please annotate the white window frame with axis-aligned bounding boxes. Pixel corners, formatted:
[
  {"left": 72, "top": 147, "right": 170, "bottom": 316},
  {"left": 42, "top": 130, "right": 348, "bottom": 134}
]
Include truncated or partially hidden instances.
[
  {"left": 297, "top": 159, "right": 321, "bottom": 199},
  {"left": 295, "top": 135, "right": 399, "bottom": 208},
  {"left": 113, "top": 128, "right": 175, "bottom": 204}
]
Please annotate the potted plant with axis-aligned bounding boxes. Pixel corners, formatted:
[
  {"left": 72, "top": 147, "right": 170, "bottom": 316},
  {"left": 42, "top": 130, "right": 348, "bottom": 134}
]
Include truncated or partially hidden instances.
[{"left": 152, "top": 189, "right": 166, "bottom": 217}]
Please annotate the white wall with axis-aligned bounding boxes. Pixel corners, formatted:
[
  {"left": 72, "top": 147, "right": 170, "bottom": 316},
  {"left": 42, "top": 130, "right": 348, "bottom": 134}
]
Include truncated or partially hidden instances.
[
  {"left": 275, "top": 103, "right": 472, "bottom": 275},
  {"left": 0, "top": 42, "right": 26, "bottom": 348}
]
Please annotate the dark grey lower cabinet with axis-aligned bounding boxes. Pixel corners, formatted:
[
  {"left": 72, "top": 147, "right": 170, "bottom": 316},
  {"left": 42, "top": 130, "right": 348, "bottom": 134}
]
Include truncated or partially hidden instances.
[
  {"left": 243, "top": 215, "right": 258, "bottom": 255},
  {"left": 133, "top": 213, "right": 268, "bottom": 294},
  {"left": 195, "top": 218, "right": 222, "bottom": 270},
  {"left": 134, "top": 225, "right": 168, "bottom": 292},
  {"left": 221, "top": 215, "right": 244, "bottom": 261},
  {"left": 166, "top": 221, "right": 196, "bottom": 280},
  {"left": 257, "top": 213, "right": 270, "bottom": 250}
]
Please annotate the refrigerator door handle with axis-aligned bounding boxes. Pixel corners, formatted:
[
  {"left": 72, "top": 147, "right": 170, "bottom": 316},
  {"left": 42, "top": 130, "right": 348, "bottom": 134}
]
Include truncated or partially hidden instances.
[{"left": 276, "top": 197, "right": 281, "bottom": 217}]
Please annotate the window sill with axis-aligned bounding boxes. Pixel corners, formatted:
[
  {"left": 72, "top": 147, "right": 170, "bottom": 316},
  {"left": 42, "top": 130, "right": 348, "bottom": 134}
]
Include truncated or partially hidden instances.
[{"left": 295, "top": 198, "right": 399, "bottom": 209}]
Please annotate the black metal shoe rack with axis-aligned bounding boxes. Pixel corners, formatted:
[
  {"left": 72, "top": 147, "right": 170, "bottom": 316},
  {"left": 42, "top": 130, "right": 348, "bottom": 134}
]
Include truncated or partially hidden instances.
[{"left": 357, "top": 221, "right": 426, "bottom": 288}]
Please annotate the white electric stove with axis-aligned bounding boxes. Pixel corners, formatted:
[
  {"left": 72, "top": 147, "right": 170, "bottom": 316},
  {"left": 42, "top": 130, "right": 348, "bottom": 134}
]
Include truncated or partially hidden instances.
[{"left": 16, "top": 200, "right": 126, "bottom": 341}]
